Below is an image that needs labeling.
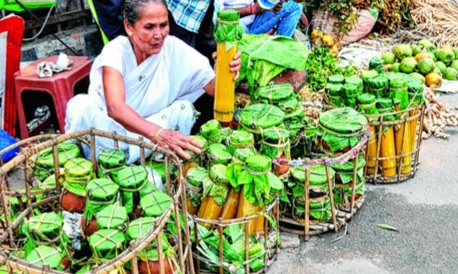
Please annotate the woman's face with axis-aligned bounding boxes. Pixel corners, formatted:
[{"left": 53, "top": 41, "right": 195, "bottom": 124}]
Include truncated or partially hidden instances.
[{"left": 126, "top": 2, "right": 170, "bottom": 57}]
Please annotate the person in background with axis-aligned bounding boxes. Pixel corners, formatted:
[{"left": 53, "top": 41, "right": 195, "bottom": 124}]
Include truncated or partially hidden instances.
[
  {"left": 91, "top": 0, "right": 127, "bottom": 40},
  {"left": 65, "top": 0, "right": 241, "bottom": 163},
  {"left": 165, "top": 0, "right": 218, "bottom": 133},
  {"left": 219, "top": 0, "right": 303, "bottom": 37}
]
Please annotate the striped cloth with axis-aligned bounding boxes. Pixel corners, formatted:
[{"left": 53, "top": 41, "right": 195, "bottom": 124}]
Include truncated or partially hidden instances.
[{"left": 166, "top": 0, "right": 212, "bottom": 33}]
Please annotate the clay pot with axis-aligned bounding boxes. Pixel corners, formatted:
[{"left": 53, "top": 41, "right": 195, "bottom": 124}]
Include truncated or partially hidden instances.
[
  {"left": 61, "top": 191, "right": 86, "bottom": 213},
  {"left": 81, "top": 216, "right": 98, "bottom": 237},
  {"left": 138, "top": 257, "right": 174, "bottom": 274},
  {"left": 132, "top": 205, "right": 143, "bottom": 218},
  {"left": 274, "top": 155, "right": 290, "bottom": 177}
]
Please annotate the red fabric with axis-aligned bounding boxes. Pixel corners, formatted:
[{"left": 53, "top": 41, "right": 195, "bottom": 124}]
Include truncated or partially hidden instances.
[{"left": 0, "top": 15, "right": 24, "bottom": 137}]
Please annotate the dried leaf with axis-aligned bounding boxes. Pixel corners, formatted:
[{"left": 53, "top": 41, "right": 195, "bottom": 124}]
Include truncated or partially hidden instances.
[{"left": 377, "top": 223, "right": 399, "bottom": 232}]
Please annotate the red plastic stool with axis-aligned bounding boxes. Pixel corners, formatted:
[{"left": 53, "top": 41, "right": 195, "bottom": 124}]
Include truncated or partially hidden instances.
[{"left": 14, "top": 55, "right": 92, "bottom": 139}]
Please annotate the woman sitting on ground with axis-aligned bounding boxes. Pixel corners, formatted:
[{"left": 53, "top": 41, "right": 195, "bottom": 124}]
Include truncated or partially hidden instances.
[{"left": 65, "top": 0, "right": 241, "bottom": 163}]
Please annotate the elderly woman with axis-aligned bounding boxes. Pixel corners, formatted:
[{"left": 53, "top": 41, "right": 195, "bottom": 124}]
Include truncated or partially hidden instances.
[{"left": 66, "top": 0, "right": 241, "bottom": 163}]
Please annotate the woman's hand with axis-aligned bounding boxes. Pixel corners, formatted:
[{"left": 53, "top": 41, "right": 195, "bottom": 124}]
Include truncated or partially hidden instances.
[
  {"left": 212, "top": 50, "right": 242, "bottom": 81},
  {"left": 154, "top": 128, "right": 203, "bottom": 160},
  {"left": 272, "top": 2, "right": 284, "bottom": 14},
  {"left": 230, "top": 50, "right": 242, "bottom": 81}
]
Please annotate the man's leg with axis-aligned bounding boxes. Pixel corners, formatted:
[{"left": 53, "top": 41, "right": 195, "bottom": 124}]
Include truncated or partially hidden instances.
[{"left": 274, "top": 1, "right": 302, "bottom": 37}]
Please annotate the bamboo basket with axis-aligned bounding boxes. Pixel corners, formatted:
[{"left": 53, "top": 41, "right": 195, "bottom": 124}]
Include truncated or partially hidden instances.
[
  {"left": 364, "top": 104, "right": 425, "bottom": 184},
  {"left": 189, "top": 200, "right": 280, "bottom": 274},
  {"left": 278, "top": 128, "right": 370, "bottom": 240},
  {"left": 0, "top": 129, "right": 193, "bottom": 274}
]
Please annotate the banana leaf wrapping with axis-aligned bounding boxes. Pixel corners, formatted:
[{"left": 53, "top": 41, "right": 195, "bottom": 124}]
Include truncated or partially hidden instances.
[
  {"left": 345, "top": 75, "right": 364, "bottom": 94},
  {"left": 265, "top": 172, "right": 283, "bottom": 205},
  {"left": 366, "top": 75, "right": 389, "bottom": 99},
  {"left": 232, "top": 147, "right": 256, "bottom": 163},
  {"left": 116, "top": 166, "right": 149, "bottom": 214},
  {"left": 357, "top": 93, "right": 379, "bottom": 119},
  {"left": 140, "top": 191, "right": 173, "bottom": 217},
  {"left": 64, "top": 158, "right": 94, "bottom": 197},
  {"left": 96, "top": 203, "right": 128, "bottom": 230},
  {"left": 254, "top": 83, "right": 293, "bottom": 104},
  {"left": 207, "top": 144, "right": 233, "bottom": 166},
  {"left": 289, "top": 164, "right": 335, "bottom": 199},
  {"left": 239, "top": 104, "right": 285, "bottom": 133},
  {"left": 202, "top": 164, "right": 230, "bottom": 206},
  {"left": 215, "top": 9, "right": 243, "bottom": 47},
  {"left": 283, "top": 107, "right": 305, "bottom": 141},
  {"left": 407, "top": 81, "right": 425, "bottom": 106},
  {"left": 26, "top": 212, "right": 63, "bottom": 244},
  {"left": 137, "top": 234, "right": 173, "bottom": 261},
  {"left": 243, "top": 154, "right": 273, "bottom": 206},
  {"left": 185, "top": 166, "right": 208, "bottom": 210},
  {"left": 333, "top": 178, "right": 365, "bottom": 206},
  {"left": 361, "top": 70, "right": 379, "bottom": 82},
  {"left": 294, "top": 196, "right": 332, "bottom": 221},
  {"left": 377, "top": 98, "right": 397, "bottom": 122},
  {"left": 369, "top": 57, "right": 385, "bottom": 74},
  {"left": 85, "top": 178, "right": 119, "bottom": 218},
  {"left": 276, "top": 95, "right": 300, "bottom": 113},
  {"left": 260, "top": 126, "right": 291, "bottom": 159},
  {"left": 341, "top": 84, "right": 359, "bottom": 108},
  {"left": 25, "top": 245, "right": 64, "bottom": 271},
  {"left": 389, "top": 76, "right": 409, "bottom": 110},
  {"left": 319, "top": 107, "right": 368, "bottom": 153},
  {"left": 200, "top": 119, "right": 222, "bottom": 145},
  {"left": 325, "top": 83, "right": 343, "bottom": 107},
  {"left": 330, "top": 154, "right": 366, "bottom": 185},
  {"left": 126, "top": 217, "right": 155, "bottom": 240},
  {"left": 34, "top": 142, "right": 81, "bottom": 181},
  {"left": 227, "top": 130, "right": 255, "bottom": 155},
  {"left": 327, "top": 74, "right": 345, "bottom": 84},
  {"left": 197, "top": 165, "right": 230, "bottom": 226},
  {"left": 89, "top": 229, "right": 126, "bottom": 260},
  {"left": 97, "top": 149, "right": 126, "bottom": 181},
  {"left": 220, "top": 127, "right": 233, "bottom": 144}
]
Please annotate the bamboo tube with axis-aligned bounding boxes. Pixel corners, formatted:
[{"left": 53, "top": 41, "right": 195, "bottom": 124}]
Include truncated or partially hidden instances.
[
  {"left": 220, "top": 188, "right": 239, "bottom": 220},
  {"left": 254, "top": 205, "right": 265, "bottom": 234},
  {"left": 394, "top": 105, "right": 411, "bottom": 175},
  {"left": 409, "top": 107, "right": 419, "bottom": 153},
  {"left": 236, "top": 186, "right": 259, "bottom": 235},
  {"left": 380, "top": 127, "right": 397, "bottom": 177},
  {"left": 214, "top": 10, "right": 240, "bottom": 122},
  {"left": 366, "top": 125, "right": 377, "bottom": 174}
]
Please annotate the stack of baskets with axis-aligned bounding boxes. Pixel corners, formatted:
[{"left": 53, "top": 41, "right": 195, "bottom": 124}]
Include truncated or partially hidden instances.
[{"left": 0, "top": 129, "right": 193, "bottom": 274}]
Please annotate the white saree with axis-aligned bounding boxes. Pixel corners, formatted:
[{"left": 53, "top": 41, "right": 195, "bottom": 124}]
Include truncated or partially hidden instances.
[{"left": 65, "top": 35, "right": 215, "bottom": 163}]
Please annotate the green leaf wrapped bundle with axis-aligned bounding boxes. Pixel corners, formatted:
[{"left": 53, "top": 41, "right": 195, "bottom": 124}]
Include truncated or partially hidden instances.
[
  {"left": 407, "top": 81, "right": 425, "bottom": 106},
  {"left": 34, "top": 142, "right": 81, "bottom": 181},
  {"left": 185, "top": 166, "right": 208, "bottom": 215},
  {"left": 25, "top": 212, "right": 65, "bottom": 254},
  {"left": 283, "top": 107, "right": 306, "bottom": 141},
  {"left": 327, "top": 74, "right": 345, "bottom": 84},
  {"left": 25, "top": 246, "right": 64, "bottom": 271},
  {"left": 289, "top": 164, "right": 335, "bottom": 199},
  {"left": 357, "top": 93, "right": 379, "bottom": 175},
  {"left": 277, "top": 95, "right": 300, "bottom": 113},
  {"left": 260, "top": 126, "right": 291, "bottom": 159},
  {"left": 227, "top": 130, "right": 255, "bottom": 155},
  {"left": 325, "top": 83, "right": 343, "bottom": 106},
  {"left": 295, "top": 196, "right": 332, "bottom": 221},
  {"left": 63, "top": 158, "right": 94, "bottom": 197},
  {"left": 116, "top": 166, "right": 150, "bottom": 214},
  {"left": 89, "top": 229, "right": 126, "bottom": 260},
  {"left": 85, "top": 178, "right": 119, "bottom": 218},
  {"left": 96, "top": 203, "right": 128, "bottom": 230},
  {"left": 389, "top": 76, "right": 409, "bottom": 110},
  {"left": 255, "top": 83, "right": 293, "bottom": 104},
  {"left": 330, "top": 154, "right": 366, "bottom": 206},
  {"left": 366, "top": 75, "right": 389, "bottom": 98},
  {"left": 319, "top": 107, "right": 368, "bottom": 153},
  {"left": 140, "top": 191, "right": 173, "bottom": 217},
  {"left": 232, "top": 147, "right": 256, "bottom": 163},
  {"left": 239, "top": 104, "right": 285, "bottom": 133},
  {"left": 200, "top": 119, "right": 222, "bottom": 144},
  {"left": 345, "top": 75, "right": 364, "bottom": 94},
  {"left": 97, "top": 149, "right": 126, "bottom": 181},
  {"left": 207, "top": 143, "right": 232, "bottom": 165},
  {"left": 197, "top": 164, "right": 230, "bottom": 228},
  {"left": 341, "top": 84, "right": 359, "bottom": 108}
]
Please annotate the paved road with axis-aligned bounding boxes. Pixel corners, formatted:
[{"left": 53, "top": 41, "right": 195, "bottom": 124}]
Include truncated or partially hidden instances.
[{"left": 269, "top": 93, "right": 458, "bottom": 274}]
